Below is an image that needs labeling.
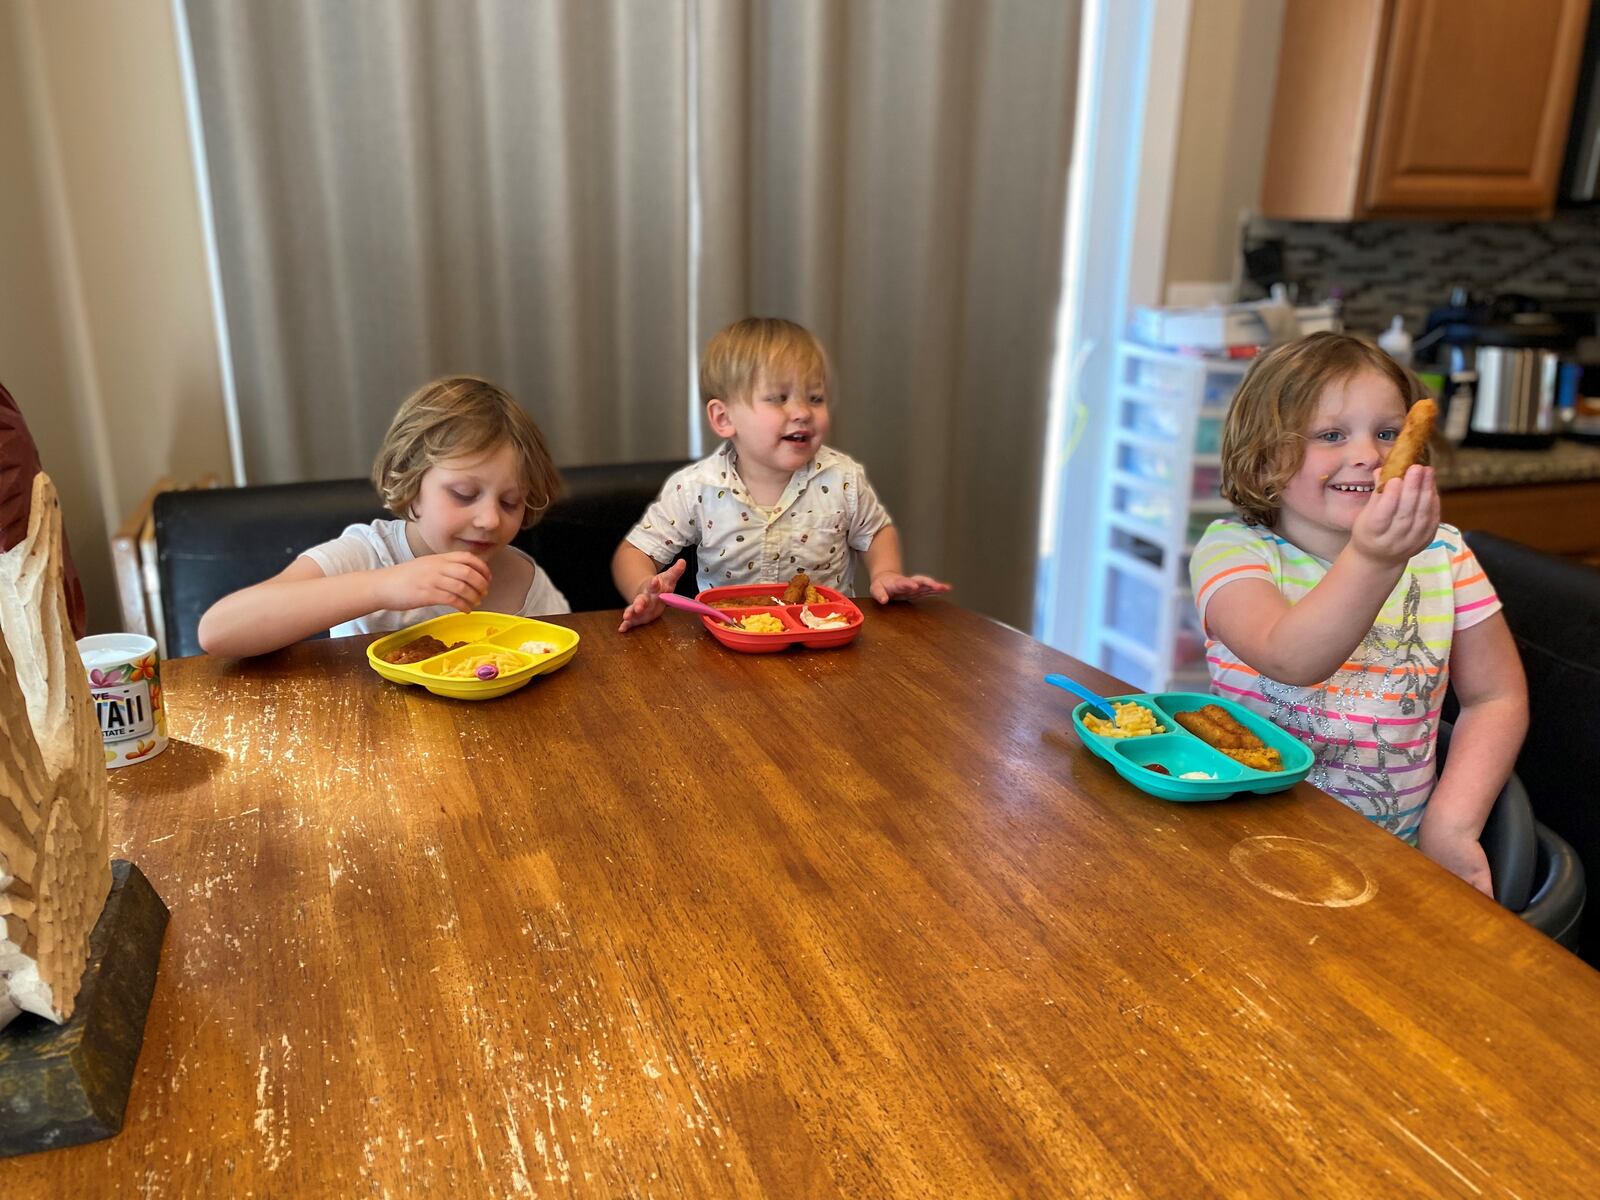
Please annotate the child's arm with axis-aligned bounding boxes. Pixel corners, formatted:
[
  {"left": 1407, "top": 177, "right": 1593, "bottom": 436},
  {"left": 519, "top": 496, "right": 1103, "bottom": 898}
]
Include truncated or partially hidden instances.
[
  {"left": 197, "top": 552, "right": 491, "bottom": 658},
  {"left": 613, "top": 543, "right": 687, "bottom": 632},
  {"left": 861, "top": 525, "right": 951, "bottom": 604},
  {"left": 1418, "top": 612, "right": 1528, "bottom": 897},
  {"left": 1206, "top": 466, "right": 1439, "bottom": 686}
]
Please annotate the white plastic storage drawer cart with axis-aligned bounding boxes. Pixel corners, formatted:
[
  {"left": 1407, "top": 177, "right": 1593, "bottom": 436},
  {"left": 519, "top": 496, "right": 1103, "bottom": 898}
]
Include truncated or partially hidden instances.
[{"left": 1088, "top": 341, "right": 1248, "bottom": 692}]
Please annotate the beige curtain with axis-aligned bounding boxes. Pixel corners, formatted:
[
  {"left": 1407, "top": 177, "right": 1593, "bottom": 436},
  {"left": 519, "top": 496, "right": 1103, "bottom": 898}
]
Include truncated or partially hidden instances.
[
  {"left": 187, "top": 0, "right": 1078, "bottom": 627},
  {"left": 698, "top": 0, "right": 1080, "bottom": 628},
  {"left": 184, "top": 0, "right": 692, "bottom": 481}
]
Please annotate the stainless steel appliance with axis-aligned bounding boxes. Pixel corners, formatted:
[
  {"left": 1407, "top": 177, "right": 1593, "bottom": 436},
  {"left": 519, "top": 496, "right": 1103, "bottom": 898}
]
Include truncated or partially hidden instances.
[
  {"left": 1460, "top": 344, "right": 1561, "bottom": 443},
  {"left": 1422, "top": 299, "right": 1571, "bottom": 447}
]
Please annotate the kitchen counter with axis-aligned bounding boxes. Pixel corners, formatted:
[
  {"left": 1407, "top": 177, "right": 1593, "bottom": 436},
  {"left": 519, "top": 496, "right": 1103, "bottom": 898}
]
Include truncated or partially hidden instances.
[
  {"left": 1434, "top": 438, "right": 1600, "bottom": 490},
  {"left": 1435, "top": 439, "right": 1600, "bottom": 560}
]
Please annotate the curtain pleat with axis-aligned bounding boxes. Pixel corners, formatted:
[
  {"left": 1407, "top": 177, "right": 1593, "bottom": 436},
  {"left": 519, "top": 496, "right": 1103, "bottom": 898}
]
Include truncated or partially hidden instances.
[
  {"left": 185, "top": 0, "right": 691, "bottom": 481},
  {"left": 187, "top": 0, "right": 1078, "bottom": 627},
  {"left": 699, "top": 0, "right": 1079, "bottom": 627}
]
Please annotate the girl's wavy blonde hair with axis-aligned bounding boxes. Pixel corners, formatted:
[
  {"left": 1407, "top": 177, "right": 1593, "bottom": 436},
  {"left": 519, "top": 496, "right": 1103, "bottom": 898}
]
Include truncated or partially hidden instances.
[
  {"left": 699, "top": 317, "right": 831, "bottom": 404},
  {"left": 372, "top": 375, "right": 561, "bottom": 528},
  {"left": 1220, "top": 332, "right": 1424, "bottom": 528}
]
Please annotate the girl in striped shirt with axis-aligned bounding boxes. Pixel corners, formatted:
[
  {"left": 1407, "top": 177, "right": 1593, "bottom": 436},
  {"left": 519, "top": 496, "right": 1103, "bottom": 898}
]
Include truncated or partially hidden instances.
[{"left": 1191, "top": 333, "right": 1527, "bottom": 896}]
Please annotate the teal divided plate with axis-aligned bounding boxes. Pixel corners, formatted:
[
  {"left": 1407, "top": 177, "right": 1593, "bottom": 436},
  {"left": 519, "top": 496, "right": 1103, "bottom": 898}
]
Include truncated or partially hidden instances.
[{"left": 1069, "top": 691, "right": 1313, "bottom": 802}]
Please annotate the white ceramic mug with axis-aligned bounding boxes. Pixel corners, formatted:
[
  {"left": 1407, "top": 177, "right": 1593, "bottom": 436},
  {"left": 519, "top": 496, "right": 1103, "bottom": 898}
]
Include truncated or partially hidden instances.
[{"left": 77, "top": 633, "right": 167, "bottom": 768}]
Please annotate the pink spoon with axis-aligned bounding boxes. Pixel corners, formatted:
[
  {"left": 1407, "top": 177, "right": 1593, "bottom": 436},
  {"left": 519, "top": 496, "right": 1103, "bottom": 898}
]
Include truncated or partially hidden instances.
[{"left": 658, "top": 593, "right": 741, "bottom": 625}]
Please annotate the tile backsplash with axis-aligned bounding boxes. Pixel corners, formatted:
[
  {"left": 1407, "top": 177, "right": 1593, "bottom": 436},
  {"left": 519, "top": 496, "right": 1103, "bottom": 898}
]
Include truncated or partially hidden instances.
[{"left": 1245, "top": 209, "right": 1600, "bottom": 335}]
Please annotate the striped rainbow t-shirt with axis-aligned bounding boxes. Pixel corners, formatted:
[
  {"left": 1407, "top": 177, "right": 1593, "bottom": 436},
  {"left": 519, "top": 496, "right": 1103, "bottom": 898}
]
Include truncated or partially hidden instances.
[{"left": 1189, "top": 519, "right": 1501, "bottom": 841}]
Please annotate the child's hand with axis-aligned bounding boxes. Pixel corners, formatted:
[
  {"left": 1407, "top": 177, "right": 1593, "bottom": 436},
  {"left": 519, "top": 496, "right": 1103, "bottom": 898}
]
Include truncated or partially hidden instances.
[
  {"left": 374, "top": 553, "right": 492, "bottom": 613},
  {"left": 1349, "top": 464, "right": 1439, "bottom": 567},
  {"left": 1418, "top": 824, "right": 1493, "bottom": 898},
  {"left": 618, "top": 558, "right": 688, "bottom": 632},
  {"left": 869, "top": 571, "right": 952, "bottom": 605}
]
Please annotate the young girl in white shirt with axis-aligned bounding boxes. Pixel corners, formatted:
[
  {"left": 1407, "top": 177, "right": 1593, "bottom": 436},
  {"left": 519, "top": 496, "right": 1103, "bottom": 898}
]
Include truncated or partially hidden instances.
[{"left": 199, "top": 376, "right": 568, "bottom": 656}]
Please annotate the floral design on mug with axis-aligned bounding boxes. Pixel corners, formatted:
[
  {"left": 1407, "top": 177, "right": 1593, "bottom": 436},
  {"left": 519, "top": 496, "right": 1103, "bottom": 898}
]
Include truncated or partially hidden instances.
[
  {"left": 89, "top": 653, "right": 159, "bottom": 687},
  {"left": 125, "top": 739, "right": 160, "bottom": 761}
]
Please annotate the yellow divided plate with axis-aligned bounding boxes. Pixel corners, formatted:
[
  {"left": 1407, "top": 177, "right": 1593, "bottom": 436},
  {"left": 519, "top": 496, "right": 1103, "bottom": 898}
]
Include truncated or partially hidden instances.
[{"left": 365, "top": 611, "right": 579, "bottom": 700}]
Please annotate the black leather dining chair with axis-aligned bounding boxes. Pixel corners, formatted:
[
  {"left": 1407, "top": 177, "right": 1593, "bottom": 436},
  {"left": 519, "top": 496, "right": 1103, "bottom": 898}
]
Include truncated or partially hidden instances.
[
  {"left": 1440, "top": 721, "right": 1584, "bottom": 951},
  {"left": 1459, "top": 531, "right": 1600, "bottom": 961},
  {"left": 153, "top": 460, "right": 695, "bottom": 658}
]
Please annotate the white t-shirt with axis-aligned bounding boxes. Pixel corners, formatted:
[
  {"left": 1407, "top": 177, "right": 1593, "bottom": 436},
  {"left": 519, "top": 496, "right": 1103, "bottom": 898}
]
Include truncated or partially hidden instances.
[
  {"left": 624, "top": 443, "right": 892, "bottom": 594},
  {"left": 299, "top": 519, "right": 569, "bottom": 638}
]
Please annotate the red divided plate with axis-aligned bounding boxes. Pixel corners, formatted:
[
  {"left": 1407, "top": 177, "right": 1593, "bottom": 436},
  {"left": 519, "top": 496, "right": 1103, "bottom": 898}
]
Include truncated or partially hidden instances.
[{"left": 693, "top": 584, "right": 864, "bottom": 653}]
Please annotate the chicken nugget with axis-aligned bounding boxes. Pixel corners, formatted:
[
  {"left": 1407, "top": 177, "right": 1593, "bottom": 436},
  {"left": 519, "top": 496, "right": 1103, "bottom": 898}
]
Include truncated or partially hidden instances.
[
  {"left": 1177, "top": 707, "right": 1266, "bottom": 750},
  {"left": 1195, "top": 704, "right": 1265, "bottom": 749},
  {"left": 782, "top": 572, "right": 811, "bottom": 604},
  {"left": 1377, "top": 398, "right": 1438, "bottom": 491},
  {"left": 1177, "top": 705, "right": 1281, "bottom": 770},
  {"left": 1221, "top": 746, "right": 1283, "bottom": 772},
  {"left": 1175, "top": 710, "right": 1243, "bottom": 749}
]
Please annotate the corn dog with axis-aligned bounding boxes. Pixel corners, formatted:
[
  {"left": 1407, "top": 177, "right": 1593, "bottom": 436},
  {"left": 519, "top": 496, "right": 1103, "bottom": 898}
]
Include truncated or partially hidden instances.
[{"left": 1376, "top": 398, "right": 1438, "bottom": 491}]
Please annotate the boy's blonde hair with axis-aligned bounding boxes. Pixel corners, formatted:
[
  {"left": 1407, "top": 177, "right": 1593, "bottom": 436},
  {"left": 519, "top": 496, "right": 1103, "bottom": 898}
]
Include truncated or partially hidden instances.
[
  {"left": 372, "top": 375, "right": 561, "bottom": 528},
  {"left": 699, "top": 317, "right": 831, "bottom": 404},
  {"left": 1220, "top": 332, "right": 1425, "bottom": 528}
]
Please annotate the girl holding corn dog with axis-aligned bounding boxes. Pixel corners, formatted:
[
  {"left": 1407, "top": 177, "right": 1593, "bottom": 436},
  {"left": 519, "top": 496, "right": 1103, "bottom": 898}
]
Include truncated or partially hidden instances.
[{"left": 1190, "top": 333, "right": 1527, "bottom": 896}]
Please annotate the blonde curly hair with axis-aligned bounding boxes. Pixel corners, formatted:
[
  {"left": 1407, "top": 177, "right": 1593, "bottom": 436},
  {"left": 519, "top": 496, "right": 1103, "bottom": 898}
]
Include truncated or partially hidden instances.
[
  {"left": 1220, "top": 332, "right": 1425, "bottom": 528},
  {"left": 372, "top": 376, "right": 561, "bottom": 528}
]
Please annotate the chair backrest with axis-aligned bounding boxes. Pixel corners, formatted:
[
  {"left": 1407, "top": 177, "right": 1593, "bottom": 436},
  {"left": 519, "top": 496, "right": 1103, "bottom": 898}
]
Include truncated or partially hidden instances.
[
  {"left": 154, "top": 460, "right": 692, "bottom": 658},
  {"left": 1465, "top": 530, "right": 1600, "bottom": 946},
  {"left": 155, "top": 480, "right": 388, "bottom": 657},
  {"left": 515, "top": 460, "right": 696, "bottom": 613}
]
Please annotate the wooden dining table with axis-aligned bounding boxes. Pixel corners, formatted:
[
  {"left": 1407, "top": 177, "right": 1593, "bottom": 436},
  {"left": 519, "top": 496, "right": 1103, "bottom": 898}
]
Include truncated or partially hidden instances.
[{"left": 5, "top": 601, "right": 1599, "bottom": 1196}]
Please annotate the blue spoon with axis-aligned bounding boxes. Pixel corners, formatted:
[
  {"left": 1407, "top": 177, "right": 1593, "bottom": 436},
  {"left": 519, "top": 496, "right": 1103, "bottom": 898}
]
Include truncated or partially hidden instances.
[{"left": 1044, "top": 673, "right": 1116, "bottom": 720}]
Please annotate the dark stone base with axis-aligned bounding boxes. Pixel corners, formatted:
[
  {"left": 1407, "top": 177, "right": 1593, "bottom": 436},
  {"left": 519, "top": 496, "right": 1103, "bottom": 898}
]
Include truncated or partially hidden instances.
[{"left": 0, "top": 860, "right": 169, "bottom": 1157}]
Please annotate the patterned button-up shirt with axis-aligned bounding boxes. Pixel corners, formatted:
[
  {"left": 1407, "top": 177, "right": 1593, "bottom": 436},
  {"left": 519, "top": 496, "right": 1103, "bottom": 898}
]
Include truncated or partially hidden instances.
[{"left": 625, "top": 443, "right": 892, "bottom": 594}]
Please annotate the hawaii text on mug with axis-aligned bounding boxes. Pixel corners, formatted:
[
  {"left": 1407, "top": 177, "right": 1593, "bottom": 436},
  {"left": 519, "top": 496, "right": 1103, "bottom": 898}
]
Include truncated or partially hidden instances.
[{"left": 78, "top": 632, "right": 167, "bottom": 767}]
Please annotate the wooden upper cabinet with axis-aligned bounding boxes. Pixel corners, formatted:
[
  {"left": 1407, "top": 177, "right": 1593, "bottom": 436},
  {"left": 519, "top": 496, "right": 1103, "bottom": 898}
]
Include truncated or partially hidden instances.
[
  {"left": 1365, "top": 0, "right": 1592, "bottom": 211},
  {"left": 1262, "top": 0, "right": 1593, "bottom": 219}
]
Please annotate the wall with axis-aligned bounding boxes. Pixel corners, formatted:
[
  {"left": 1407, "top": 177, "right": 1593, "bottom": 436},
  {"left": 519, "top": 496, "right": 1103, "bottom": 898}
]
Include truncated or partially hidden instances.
[
  {"left": 1249, "top": 210, "right": 1600, "bottom": 335},
  {"left": 0, "top": 1, "right": 114, "bottom": 631},
  {"left": 1162, "top": 0, "right": 1285, "bottom": 296},
  {"left": 0, "top": 0, "right": 231, "bottom": 636},
  {"left": 1165, "top": 1, "right": 1600, "bottom": 334}
]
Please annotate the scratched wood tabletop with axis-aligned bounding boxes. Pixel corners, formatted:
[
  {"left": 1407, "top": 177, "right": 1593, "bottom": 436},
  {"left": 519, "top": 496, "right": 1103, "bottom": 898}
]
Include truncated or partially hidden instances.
[{"left": 3, "top": 602, "right": 1597, "bottom": 1196}]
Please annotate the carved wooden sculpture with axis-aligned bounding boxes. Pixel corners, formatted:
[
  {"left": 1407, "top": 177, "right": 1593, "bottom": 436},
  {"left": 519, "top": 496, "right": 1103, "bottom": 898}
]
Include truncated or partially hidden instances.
[{"left": 0, "top": 386, "right": 110, "bottom": 1027}]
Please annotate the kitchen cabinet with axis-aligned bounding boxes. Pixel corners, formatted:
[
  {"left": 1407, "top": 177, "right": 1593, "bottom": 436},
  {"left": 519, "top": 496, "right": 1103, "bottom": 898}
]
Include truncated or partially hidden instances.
[
  {"left": 1441, "top": 479, "right": 1600, "bottom": 561},
  {"left": 1262, "top": 0, "right": 1592, "bottom": 220},
  {"left": 1436, "top": 442, "right": 1600, "bottom": 561}
]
